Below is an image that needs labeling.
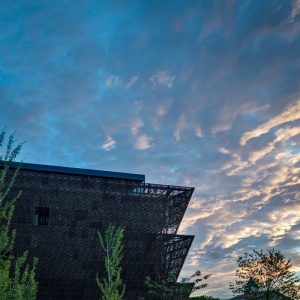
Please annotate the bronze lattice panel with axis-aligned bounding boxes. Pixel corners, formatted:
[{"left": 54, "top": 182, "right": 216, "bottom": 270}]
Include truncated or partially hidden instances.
[{"left": 6, "top": 166, "right": 195, "bottom": 299}]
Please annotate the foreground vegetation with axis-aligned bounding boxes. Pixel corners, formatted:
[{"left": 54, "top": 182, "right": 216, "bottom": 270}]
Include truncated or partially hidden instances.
[
  {"left": 0, "top": 131, "right": 38, "bottom": 299},
  {"left": 97, "top": 225, "right": 126, "bottom": 300},
  {"left": 230, "top": 248, "right": 300, "bottom": 299},
  {"left": 143, "top": 269, "right": 211, "bottom": 299}
]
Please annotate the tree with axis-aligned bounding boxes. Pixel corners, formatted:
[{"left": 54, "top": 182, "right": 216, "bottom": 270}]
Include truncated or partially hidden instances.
[
  {"left": 244, "top": 277, "right": 259, "bottom": 294},
  {"left": 189, "top": 296, "right": 221, "bottom": 300},
  {"left": 229, "top": 248, "right": 300, "bottom": 300},
  {"left": 96, "top": 225, "right": 126, "bottom": 300},
  {"left": 0, "top": 130, "right": 38, "bottom": 299},
  {"left": 144, "top": 270, "right": 212, "bottom": 300}
]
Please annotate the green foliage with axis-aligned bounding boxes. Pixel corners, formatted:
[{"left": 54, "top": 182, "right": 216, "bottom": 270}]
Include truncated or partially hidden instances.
[
  {"left": 0, "top": 130, "right": 38, "bottom": 300},
  {"left": 229, "top": 248, "right": 300, "bottom": 300},
  {"left": 144, "top": 270, "right": 212, "bottom": 300},
  {"left": 189, "top": 296, "right": 221, "bottom": 300},
  {"left": 182, "top": 270, "right": 212, "bottom": 293},
  {"left": 144, "top": 274, "right": 178, "bottom": 300},
  {"left": 0, "top": 251, "right": 38, "bottom": 300},
  {"left": 96, "top": 225, "right": 125, "bottom": 300}
]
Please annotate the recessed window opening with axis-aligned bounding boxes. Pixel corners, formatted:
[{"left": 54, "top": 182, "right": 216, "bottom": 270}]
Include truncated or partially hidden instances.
[{"left": 35, "top": 207, "right": 50, "bottom": 225}]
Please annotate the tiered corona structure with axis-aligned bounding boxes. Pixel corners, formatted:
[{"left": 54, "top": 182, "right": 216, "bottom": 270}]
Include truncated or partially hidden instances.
[{"left": 8, "top": 162, "right": 194, "bottom": 299}]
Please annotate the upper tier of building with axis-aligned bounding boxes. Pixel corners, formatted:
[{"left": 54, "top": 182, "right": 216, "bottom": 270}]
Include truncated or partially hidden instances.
[{"left": 0, "top": 161, "right": 145, "bottom": 182}]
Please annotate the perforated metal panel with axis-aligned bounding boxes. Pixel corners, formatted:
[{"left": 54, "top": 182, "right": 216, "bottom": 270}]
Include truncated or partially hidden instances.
[{"left": 8, "top": 165, "right": 194, "bottom": 299}]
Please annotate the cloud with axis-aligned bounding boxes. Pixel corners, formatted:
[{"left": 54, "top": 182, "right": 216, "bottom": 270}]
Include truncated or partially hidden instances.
[
  {"left": 181, "top": 108, "right": 300, "bottom": 297},
  {"left": 289, "top": 0, "right": 300, "bottom": 23},
  {"left": 156, "top": 103, "right": 170, "bottom": 117},
  {"left": 211, "top": 103, "right": 270, "bottom": 136},
  {"left": 150, "top": 98, "right": 172, "bottom": 130},
  {"left": 195, "top": 126, "right": 204, "bottom": 138},
  {"left": 134, "top": 134, "right": 154, "bottom": 150},
  {"left": 227, "top": 125, "right": 300, "bottom": 176},
  {"left": 150, "top": 71, "right": 176, "bottom": 88},
  {"left": 102, "top": 136, "right": 116, "bottom": 151},
  {"left": 131, "top": 118, "right": 144, "bottom": 135},
  {"left": 125, "top": 75, "right": 139, "bottom": 89},
  {"left": 174, "top": 113, "right": 186, "bottom": 142},
  {"left": 218, "top": 147, "right": 230, "bottom": 155},
  {"left": 180, "top": 200, "right": 225, "bottom": 232},
  {"left": 249, "top": 126, "right": 300, "bottom": 164},
  {"left": 240, "top": 100, "right": 300, "bottom": 146},
  {"left": 106, "top": 75, "right": 122, "bottom": 88}
]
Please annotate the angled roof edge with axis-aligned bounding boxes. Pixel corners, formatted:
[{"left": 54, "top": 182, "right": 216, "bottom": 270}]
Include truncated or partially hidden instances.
[{"left": 0, "top": 161, "right": 145, "bottom": 182}]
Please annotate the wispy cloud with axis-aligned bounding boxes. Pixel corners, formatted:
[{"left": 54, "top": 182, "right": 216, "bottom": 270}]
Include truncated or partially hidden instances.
[
  {"left": 102, "top": 136, "right": 116, "bottom": 151},
  {"left": 156, "top": 102, "right": 171, "bottom": 118},
  {"left": 289, "top": 0, "right": 300, "bottom": 23},
  {"left": 218, "top": 147, "right": 230, "bottom": 155},
  {"left": 106, "top": 75, "right": 122, "bottom": 88},
  {"left": 131, "top": 118, "right": 144, "bottom": 135},
  {"left": 134, "top": 134, "right": 154, "bottom": 150},
  {"left": 195, "top": 126, "right": 204, "bottom": 138},
  {"left": 125, "top": 75, "right": 139, "bottom": 89},
  {"left": 174, "top": 113, "right": 186, "bottom": 142},
  {"left": 211, "top": 103, "right": 270, "bottom": 136},
  {"left": 150, "top": 71, "right": 176, "bottom": 88},
  {"left": 249, "top": 126, "right": 300, "bottom": 164},
  {"left": 240, "top": 100, "right": 300, "bottom": 146}
]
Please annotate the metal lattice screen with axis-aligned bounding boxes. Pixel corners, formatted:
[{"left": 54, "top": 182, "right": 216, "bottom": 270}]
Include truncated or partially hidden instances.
[{"left": 7, "top": 168, "right": 195, "bottom": 300}]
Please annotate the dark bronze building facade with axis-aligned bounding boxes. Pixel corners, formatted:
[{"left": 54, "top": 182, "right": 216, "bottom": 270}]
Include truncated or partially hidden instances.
[{"left": 9, "top": 162, "right": 194, "bottom": 299}]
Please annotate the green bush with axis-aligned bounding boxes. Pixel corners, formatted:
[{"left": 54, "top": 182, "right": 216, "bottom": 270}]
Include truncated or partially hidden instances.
[{"left": 0, "top": 130, "right": 38, "bottom": 300}]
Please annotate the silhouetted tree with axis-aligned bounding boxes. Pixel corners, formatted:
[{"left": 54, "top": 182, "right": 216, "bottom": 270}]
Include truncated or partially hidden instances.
[
  {"left": 0, "top": 130, "right": 38, "bottom": 299},
  {"left": 96, "top": 225, "right": 125, "bottom": 300},
  {"left": 144, "top": 270, "right": 212, "bottom": 300},
  {"left": 244, "top": 277, "right": 259, "bottom": 294},
  {"left": 189, "top": 296, "right": 221, "bottom": 300},
  {"left": 229, "top": 248, "right": 300, "bottom": 300}
]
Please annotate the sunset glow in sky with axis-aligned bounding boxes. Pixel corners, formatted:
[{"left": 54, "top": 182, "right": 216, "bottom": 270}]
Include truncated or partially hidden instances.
[{"left": 1, "top": 0, "right": 300, "bottom": 298}]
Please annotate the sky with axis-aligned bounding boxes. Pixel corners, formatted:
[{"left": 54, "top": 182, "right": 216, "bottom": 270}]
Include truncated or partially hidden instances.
[{"left": 1, "top": 0, "right": 300, "bottom": 298}]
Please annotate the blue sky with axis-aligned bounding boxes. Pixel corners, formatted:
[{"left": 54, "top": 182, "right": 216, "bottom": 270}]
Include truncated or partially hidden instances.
[{"left": 1, "top": 0, "right": 300, "bottom": 298}]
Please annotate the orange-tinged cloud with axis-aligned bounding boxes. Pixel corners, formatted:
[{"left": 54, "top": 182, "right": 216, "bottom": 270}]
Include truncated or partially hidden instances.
[{"left": 240, "top": 100, "right": 300, "bottom": 146}]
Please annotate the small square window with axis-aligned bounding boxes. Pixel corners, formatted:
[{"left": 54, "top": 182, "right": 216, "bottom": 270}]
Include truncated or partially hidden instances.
[{"left": 35, "top": 207, "right": 49, "bottom": 225}]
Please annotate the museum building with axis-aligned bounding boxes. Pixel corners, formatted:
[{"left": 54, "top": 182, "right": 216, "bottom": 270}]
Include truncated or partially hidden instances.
[{"left": 8, "top": 162, "right": 194, "bottom": 299}]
